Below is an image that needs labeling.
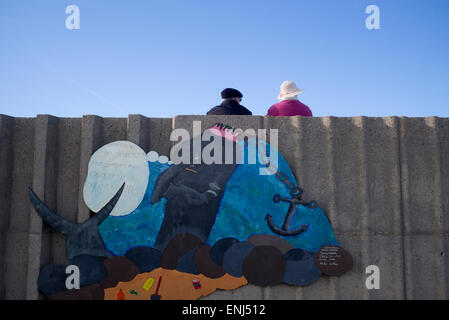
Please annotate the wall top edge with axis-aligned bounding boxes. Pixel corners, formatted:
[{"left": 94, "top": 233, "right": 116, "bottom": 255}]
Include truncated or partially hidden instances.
[{"left": 1, "top": 114, "right": 448, "bottom": 120}]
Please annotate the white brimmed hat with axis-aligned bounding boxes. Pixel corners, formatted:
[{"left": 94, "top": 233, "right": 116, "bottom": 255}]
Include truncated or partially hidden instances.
[{"left": 277, "top": 80, "right": 304, "bottom": 99}]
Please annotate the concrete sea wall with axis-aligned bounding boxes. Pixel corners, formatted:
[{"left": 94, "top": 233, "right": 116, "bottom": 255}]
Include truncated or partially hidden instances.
[{"left": 0, "top": 114, "right": 448, "bottom": 299}]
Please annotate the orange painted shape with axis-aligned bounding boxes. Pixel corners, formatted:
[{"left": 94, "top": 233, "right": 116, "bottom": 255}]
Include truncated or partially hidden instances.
[{"left": 104, "top": 268, "right": 247, "bottom": 300}]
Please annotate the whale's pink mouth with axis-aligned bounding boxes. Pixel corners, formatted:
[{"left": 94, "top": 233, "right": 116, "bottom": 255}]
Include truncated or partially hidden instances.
[{"left": 207, "top": 124, "right": 240, "bottom": 142}]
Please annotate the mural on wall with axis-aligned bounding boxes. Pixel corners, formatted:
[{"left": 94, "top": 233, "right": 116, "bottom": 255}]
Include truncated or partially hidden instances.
[{"left": 29, "top": 123, "right": 353, "bottom": 300}]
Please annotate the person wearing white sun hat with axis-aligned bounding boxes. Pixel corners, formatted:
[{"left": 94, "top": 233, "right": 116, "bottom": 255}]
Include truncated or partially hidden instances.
[{"left": 267, "top": 80, "right": 313, "bottom": 117}]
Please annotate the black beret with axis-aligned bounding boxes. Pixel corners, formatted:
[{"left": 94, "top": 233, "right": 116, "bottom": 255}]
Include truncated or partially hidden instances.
[{"left": 221, "top": 88, "right": 243, "bottom": 99}]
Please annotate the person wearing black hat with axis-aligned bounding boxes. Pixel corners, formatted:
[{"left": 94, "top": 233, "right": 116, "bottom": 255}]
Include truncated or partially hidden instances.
[{"left": 207, "top": 88, "right": 252, "bottom": 115}]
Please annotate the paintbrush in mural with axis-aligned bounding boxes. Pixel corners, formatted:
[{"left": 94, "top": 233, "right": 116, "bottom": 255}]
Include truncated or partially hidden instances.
[{"left": 151, "top": 276, "right": 162, "bottom": 300}]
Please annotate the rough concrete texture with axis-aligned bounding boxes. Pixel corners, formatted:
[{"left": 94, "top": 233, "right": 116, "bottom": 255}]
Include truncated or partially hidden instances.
[{"left": 0, "top": 114, "right": 448, "bottom": 300}]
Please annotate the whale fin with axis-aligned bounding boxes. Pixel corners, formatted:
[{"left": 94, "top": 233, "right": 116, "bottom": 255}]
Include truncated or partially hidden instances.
[
  {"left": 28, "top": 188, "right": 75, "bottom": 235},
  {"left": 90, "top": 183, "right": 126, "bottom": 225}
]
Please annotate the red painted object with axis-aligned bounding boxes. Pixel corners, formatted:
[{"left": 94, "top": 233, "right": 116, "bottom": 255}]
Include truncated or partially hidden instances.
[
  {"left": 117, "top": 289, "right": 125, "bottom": 300},
  {"left": 192, "top": 279, "right": 201, "bottom": 290}
]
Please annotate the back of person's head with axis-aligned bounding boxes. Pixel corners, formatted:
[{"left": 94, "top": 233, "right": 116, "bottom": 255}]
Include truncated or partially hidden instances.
[
  {"left": 221, "top": 88, "right": 243, "bottom": 103},
  {"left": 278, "top": 80, "right": 304, "bottom": 100}
]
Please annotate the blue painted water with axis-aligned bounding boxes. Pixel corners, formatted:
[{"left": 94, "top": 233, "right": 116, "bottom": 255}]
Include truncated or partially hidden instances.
[{"left": 99, "top": 140, "right": 338, "bottom": 256}]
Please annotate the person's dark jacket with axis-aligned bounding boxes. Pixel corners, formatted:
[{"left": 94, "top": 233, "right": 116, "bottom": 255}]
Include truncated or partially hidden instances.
[{"left": 207, "top": 99, "right": 252, "bottom": 115}]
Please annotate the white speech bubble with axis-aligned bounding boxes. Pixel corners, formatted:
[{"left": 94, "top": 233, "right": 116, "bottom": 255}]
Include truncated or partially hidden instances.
[{"left": 83, "top": 141, "right": 149, "bottom": 217}]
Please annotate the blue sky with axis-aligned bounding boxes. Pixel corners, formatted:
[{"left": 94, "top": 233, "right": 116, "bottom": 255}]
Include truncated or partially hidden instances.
[{"left": 0, "top": 0, "right": 448, "bottom": 117}]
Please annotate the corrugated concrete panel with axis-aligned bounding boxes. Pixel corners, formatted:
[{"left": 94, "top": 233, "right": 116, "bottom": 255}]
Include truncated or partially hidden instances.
[
  {"left": 53, "top": 117, "right": 82, "bottom": 264},
  {"left": 0, "top": 114, "right": 448, "bottom": 300},
  {"left": 26, "top": 115, "right": 59, "bottom": 300},
  {"left": 77, "top": 115, "right": 103, "bottom": 224},
  {"left": 4, "top": 117, "right": 35, "bottom": 299},
  {"left": 399, "top": 117, "right": 449, "bottom": 299},
  {"left": 0, "top": 115, "right": 14, "bottom": 299}
]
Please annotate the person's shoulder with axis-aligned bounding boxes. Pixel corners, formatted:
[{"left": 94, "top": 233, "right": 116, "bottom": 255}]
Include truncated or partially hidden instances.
[
  {"left": 269, "top": 101, "right": 282, "bottom": 108},
  {"left": 267, "top": 103, "right": 280, "bottom": 116},
  {"left": 207, "top": 106, "right": 227, "bottom": 115},
  {"left": 298, "top": 101, "right": 313, "bottom": 116},
  {"left": 305, "top": 105, "right": 313, "bottom": 116},
  {"left": 240, "top": 105, "right": 252, "bottom": 115}
]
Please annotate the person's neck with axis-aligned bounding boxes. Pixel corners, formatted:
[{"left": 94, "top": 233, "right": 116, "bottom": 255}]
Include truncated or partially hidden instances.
[
  {"left": 222, "top": 99, "right": 240, "bottom": 106},
  {"left": 281, "top": 96, "right": 298, "bottom": 101}
]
